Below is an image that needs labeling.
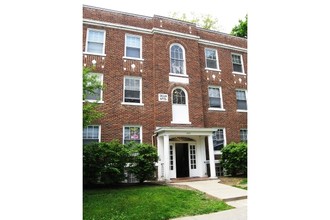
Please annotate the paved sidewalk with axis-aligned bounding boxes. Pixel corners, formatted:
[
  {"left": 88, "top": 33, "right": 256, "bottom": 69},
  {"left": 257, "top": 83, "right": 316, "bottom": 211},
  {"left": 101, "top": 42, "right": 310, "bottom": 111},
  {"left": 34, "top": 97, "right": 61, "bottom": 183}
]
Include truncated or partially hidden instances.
[{"left": 169, "top": 179, "right": 247, "bottom": 220}]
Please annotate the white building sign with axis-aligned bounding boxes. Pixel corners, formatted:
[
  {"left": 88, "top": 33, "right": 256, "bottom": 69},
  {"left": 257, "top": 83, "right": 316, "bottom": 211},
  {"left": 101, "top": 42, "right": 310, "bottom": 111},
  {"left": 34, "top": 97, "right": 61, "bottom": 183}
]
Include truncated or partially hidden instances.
[{"left": 158, "top": 93, "right": 168, "bottom": 102}]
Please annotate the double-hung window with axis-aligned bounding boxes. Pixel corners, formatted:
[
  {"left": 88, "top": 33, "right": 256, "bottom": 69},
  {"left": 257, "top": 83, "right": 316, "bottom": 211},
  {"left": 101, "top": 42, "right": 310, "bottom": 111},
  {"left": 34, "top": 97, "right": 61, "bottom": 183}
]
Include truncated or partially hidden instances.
[
  {"left": 125, "top": 34, "right": 142, "bottom": 59},
  {"left": 208, "top": 86, "right": 224, "bottom": 109},
  {"left": 83, "top": 125, "right": 100, "bottom": 145},
  {"left": 231, "top": 54, "right": 244, "bottom": 73},
  {"left": 85, "top": 29, "right": 106, "bottom": 55},
  {"left": 240, "top": 129, "right": 248, "bottom": 143},
  {"left": 123, "top": 77, "right": 142, "bottom": 104},
  {"left": 205, "top": 48, "right": 219, "bottom": 70},
  {"left": 212, "top": 128, "right": 226, "bottom": 151},
  {"left": 236, "top": 90, "right": 247, "bottom": 111},
  {"left": 170, "top": 44, "right": 185, "bottom": 74},
  {"left": 124, "top": 126, "right": 142, "bottom": 144},
  {"left": 85, "top": 73, "right": 103, "bottom": 102}
]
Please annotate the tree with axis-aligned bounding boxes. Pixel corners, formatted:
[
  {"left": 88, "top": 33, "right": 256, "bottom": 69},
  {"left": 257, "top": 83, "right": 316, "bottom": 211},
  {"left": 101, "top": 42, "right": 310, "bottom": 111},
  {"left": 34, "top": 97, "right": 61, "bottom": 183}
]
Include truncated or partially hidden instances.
[
  {"left": 170, "top": 12, "right": 220, "bottom": 31},
  {"left": 83, "top": 67, "right": 104, "bottom": 127},
  {"left": 230, "top": 15, "right": 247, "bottom": 38}
]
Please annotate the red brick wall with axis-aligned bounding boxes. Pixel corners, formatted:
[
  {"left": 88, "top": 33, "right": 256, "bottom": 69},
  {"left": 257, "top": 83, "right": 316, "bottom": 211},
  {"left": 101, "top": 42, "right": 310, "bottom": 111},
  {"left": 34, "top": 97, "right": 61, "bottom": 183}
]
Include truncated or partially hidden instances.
[{"left": 83, "top": 5, "right": 247, "bottom": 144}]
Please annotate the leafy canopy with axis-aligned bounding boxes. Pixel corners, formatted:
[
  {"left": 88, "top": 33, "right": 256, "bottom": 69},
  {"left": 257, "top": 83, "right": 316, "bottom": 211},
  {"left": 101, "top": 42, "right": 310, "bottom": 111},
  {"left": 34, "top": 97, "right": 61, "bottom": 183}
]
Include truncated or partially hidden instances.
[
  {"left": 230, "top": 15, "right": 248, "bottom": 38},
  {"left": 83, "top": 67, "right": 104, "bottom": 127},
  {"left": 169, "top": 12, "right": 220, "bottom": 31}
]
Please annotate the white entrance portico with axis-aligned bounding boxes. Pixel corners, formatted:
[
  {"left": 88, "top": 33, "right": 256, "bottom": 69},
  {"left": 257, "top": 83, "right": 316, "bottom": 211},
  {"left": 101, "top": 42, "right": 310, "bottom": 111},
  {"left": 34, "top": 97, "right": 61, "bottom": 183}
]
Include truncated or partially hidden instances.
[{"left": 155, "top": 127, "right": 217, "bottom": 181}]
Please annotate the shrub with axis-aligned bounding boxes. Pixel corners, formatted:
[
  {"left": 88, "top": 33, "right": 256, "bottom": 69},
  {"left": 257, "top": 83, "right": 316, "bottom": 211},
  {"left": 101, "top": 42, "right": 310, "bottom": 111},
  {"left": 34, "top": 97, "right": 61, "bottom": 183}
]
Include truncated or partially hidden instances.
[
  {"left": 221, "top": 142, "right": 247, "bottom": 176},
  {"left": 128, "top": 142, "right": 159, "bottom": 183},
  {"left": 83, "top": 140, "right": 129, "bottom": 185}
]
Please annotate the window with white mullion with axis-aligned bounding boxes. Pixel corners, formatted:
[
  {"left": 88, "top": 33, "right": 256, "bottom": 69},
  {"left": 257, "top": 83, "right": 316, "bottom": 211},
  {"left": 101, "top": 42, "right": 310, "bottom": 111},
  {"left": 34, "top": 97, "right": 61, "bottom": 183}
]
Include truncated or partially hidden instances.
[
  {"left": 232, "top": 54, "right": 243, "bottom": 73},
  {"left": 240, "top": 129, "right": 248, "bottom": 143},
  {"left": 125, "top": 34, "right": 142, "bottom": 59},
  {"left": 212, "top": 128, "right": 225, "bottom": 150},
  {"left": 189, "top": 145, "right": 196, "bottom": 169},
  {"left": 236, "top": 90, "right": 247, "bottom": 110},
  {"left": 83, "top": 125, "right": 100, "bottom": 145},
  {"left": 124, "top": 77, "right": 141, "bottom": 103},
  {"left": 205, "top": 48, "right": 219, "bottom": 69},
  {"left": 172, "top": 88, "right": 186, "bottom": 104},
  {"left": 170, "top": 145, "right": 174, "bottom": 170},
  {"left": 124, "top": 126, "right": 141, "bottom": 144},
  {"left": 208, "top": 87, "right": 223, "bottom": 109},
  {"left": 86, "top": 29, "right": 105, "bottom": 54},
  {"left": 170, "top": 44, "right": 185, "bottom": 74},
  {"left": 85, "top": 73, "right": 103, "bottom": 102}
]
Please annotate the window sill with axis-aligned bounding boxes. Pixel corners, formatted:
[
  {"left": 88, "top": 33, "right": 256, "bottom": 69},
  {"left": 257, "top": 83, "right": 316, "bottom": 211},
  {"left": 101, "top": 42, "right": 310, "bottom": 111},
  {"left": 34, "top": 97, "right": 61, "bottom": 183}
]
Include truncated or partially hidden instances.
[
  {"left": 171, "top": 121, "right": 192, "bottom": 124},
  {"left": 232, "top": 71, "right": 246, "bottom": 75},
  {"left": 83, "top": 100, "right": 104, "bottom": 104},
  {"left": 237, "top": 109, "right": 248, "bottom": 112},
  {"left": 83, "top": 52, "right": 106, "bottom": 57},
  {"left": 208, "top": 108, "right": 225, "bottom": 111},
  {"left": 169, "top": 73, "right": 188, "bottom": 77},
  {"left": 169, "top": 74, "right": 189, "bottom": 84},
  {"left": 121, "top": 102, "right": 144, "bottom": 106},
  {"left": 205, "top": 68, "right": 221, "bottom": 72},
  {"left": 123, "top": 56, "right": 144, "bottom": 61}
]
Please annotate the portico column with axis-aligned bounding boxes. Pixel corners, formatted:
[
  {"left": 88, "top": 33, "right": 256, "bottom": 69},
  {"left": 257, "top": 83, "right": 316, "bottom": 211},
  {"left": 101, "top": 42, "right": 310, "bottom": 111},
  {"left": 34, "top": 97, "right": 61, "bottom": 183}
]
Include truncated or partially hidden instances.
[
  {"left": 157, "top": 136, "right": 163, "bottom": 181},
  {"left": 207, "top": 135, "right": 217, "bottom": 178},
  {"left": 163, "top": 135, "right": 170, "bottom": 181}
]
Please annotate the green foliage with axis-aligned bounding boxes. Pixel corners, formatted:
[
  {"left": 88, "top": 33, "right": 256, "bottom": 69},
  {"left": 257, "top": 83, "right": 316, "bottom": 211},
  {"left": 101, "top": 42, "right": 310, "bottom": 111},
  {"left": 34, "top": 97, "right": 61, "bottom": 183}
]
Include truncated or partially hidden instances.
[
  {"left": 170, "top": 12, "right": 220, "bottom": 31},
  {"left": 83, "top": 141, "right": 159, "bottom": 185},
  {"left": 221, "top": 142, "right": 247, "bottom": 176},
  {"left": 83, "top": 186, "right": 232, "bottom": 220},
  {"left": 83, "top": 102, "right": 104, "bottom": 128},
  {"left": 128, "top": 142, "right": 159, "bottom": 183},
  {"left": 83, "top": 140, "right": 129, "bottom": 185},
  {"left": 83, "top": 66, "right": 104, "bottom": 127},
  {"left": 230, "top": 14, "right": 248, "bottom": 38}
]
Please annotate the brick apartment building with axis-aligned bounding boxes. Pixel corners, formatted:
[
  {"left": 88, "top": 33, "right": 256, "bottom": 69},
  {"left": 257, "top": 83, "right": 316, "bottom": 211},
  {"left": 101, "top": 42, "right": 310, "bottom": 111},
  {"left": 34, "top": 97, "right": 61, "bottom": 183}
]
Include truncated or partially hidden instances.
[{"left": 82, "top": 5, "right": 247, "bottom": 181}]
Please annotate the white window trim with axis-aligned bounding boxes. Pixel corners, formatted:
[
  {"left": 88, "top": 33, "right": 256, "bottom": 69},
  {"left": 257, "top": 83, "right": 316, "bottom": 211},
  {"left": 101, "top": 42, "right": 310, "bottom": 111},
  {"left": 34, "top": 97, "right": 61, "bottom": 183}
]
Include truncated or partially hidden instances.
[
  {"left": 208, "top": 86, "right": 225, "bottom": 111},
  {"left": 171, "top": 87, "right": 191, "bottom": 124},
  {"left": 231, "top": 53, "right": 245, "bottom": 75},
  {"left": 124, "top": 33, "right": 143, "bottom": 60},
  {"left": 236, "top": 89, "right": 248, "bottom": 112},
  {"left": 123, "top": 125, "right": 142, "bottom": 144},
  {"left": 84, "top": 73, "right": 104, "bottom": 103},
  {"left": 83, "top": 125, "right": 101, "bottom": 143},
  {"left": 240, "top": 128, "right": 248, "bottom": 142},
  {"left": 213, "top": 127, "right": 226, "bottom": 154},
  {"left": 205, "top": 48, "right": 220, "bottom": 71},
  {"left": 122, "top": 76, "right": 143, "bottom": 105},
  {"left": 169, "top": 43, "right": 187, "bottom": 76},
  {"left": 85, "top": 28, "right": 106, "bottom": 56}
]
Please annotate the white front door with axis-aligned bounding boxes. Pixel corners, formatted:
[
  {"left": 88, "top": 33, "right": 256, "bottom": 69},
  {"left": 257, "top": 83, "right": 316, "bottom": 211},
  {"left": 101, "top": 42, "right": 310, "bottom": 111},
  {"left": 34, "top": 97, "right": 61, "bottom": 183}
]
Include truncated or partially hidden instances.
[{"left": 172, "top": 88, "right": 190, "bottom": 124}]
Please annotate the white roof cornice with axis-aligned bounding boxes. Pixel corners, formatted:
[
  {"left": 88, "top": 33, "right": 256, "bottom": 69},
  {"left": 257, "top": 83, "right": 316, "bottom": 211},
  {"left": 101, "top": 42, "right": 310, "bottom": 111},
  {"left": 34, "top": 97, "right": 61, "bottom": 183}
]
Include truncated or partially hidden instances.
[{"left": 83, "top": 19, "right": 247, "bottom": 52}]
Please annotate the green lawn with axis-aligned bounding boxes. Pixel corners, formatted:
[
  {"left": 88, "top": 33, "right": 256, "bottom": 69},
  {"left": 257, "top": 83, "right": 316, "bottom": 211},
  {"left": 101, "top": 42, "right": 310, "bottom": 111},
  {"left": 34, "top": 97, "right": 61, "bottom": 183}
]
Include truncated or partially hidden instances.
[{"left": 83, "top": 185, "right": 233, "bottom": 220}]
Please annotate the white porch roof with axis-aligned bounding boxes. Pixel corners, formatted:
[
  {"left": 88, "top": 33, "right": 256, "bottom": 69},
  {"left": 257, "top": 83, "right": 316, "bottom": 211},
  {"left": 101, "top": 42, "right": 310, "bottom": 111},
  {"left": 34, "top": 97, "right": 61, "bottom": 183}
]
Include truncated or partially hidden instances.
[{"left": 155, "top": 127, "right": 217, "bottom": 136}]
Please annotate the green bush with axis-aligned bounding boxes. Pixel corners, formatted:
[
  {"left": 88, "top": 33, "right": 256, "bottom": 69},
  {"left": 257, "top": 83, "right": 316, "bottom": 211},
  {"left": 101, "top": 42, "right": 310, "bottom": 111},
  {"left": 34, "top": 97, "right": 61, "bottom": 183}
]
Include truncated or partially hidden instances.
[
  {"left": 221, "top": 142, "right": 247, "bottom": 176},
  {"left": 83, "top": 140, "right": 129, "bottom": 185},
  {"left": 127, "top": 142, "right": 159, "bottom": 183}
]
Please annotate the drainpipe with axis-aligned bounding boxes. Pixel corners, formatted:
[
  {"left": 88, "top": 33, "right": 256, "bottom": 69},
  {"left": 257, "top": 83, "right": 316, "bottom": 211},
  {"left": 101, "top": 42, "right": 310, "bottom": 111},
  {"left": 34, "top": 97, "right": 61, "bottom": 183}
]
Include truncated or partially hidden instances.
[{"left": 152, "top": 133, "right": 157, "bottom": 147}]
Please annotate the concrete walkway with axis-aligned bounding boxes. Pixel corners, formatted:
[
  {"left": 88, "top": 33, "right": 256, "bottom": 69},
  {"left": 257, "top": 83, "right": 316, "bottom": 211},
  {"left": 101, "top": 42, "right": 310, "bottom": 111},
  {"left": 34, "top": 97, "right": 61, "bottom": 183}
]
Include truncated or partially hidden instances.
[{"left": 169, "top": 179, "right": 247, "bottom": 220}]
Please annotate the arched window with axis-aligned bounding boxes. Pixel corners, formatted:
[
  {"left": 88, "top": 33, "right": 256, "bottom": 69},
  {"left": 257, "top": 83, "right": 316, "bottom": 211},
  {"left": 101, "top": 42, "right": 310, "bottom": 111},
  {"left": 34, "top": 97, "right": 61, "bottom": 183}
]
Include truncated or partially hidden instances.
[
  {"left": 170, "top": 44, "right": 185, "bottom": 74},
  {"left": 172, "top": 88, "right": 186, "bottom": 104}
]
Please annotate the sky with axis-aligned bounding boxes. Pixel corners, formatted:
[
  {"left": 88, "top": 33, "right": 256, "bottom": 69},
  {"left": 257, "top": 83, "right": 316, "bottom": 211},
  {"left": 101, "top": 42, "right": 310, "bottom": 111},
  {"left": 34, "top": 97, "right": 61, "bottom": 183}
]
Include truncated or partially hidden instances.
[{"left": 81, "top": 0, "right": 247, "bottom": 33}]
